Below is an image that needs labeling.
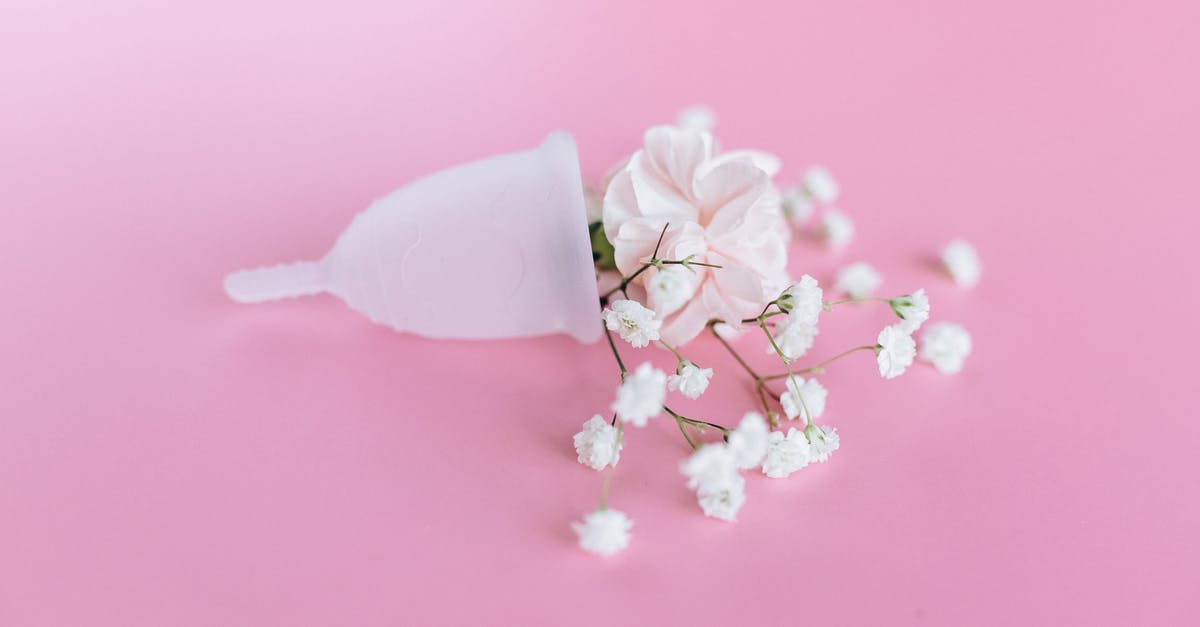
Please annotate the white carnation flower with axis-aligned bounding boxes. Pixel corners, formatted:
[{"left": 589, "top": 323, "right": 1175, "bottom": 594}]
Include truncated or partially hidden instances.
[
  {"left": 727, "top": 412, "right": 770, "bottom": 469},
  {"left": 876, "top": 324, "right": 917, "bottom": 379},
  {"left": 696, "top": 474, "right": 746, "bottom": 522},
  {"left": 821, "top": 209, "right": 855, "bottom": 250},
  {"left": 603, "top": 299, "right": 662, "bottom": 348},
  {"left": 781, "top": 186, "right": 815, "bottom": 223},
  {"left": 769, "top": 315, "right": 819, "bottom": 361},
  {"left": 645, "top": 268, "right": 694, "bottom": 317},
  {"left": 891, "top": 288, "right": 931, "bottom": 333},
  {"left": 778, "top": 274, "right": 823, "bottom": 325},
  {"left": 573, "top": 414, "right": 622, "bottom": 470},
  {"left": 667, "top": 360, "right": 713, "bottom": 400},
  {"left": 612, "top": 363, "right": 666, "bottom": 426},
  {"left": 803, "top": 166, "right": 840, "bottom": 203},
  {"left": 572, "top": 508, "right": 633, "bottom": 557},
  {"left": 805, "top": 423, "right": 840, "bottom": 463},
  {"left": 835, "top": 262, "right": 883, "bottom": 298},
  {"left": 919, "top": 321, "right": 973, "bottom": 374},
  {"left": 780, "top": 376, "right": 828, "bottom": 422},
  {"left": 942, "top": 239, "right": 981, "bottom": 287},
  {"left": 761, "top": 428, "right": 812, "bottom": 478}
]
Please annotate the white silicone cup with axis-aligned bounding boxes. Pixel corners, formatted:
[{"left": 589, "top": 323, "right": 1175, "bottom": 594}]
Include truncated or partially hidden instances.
[{"left": 224, "top": 131, "right": 602, "bottom": 343}]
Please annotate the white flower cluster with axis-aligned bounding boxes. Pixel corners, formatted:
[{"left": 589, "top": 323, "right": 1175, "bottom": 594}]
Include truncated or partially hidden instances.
[
  {"left": 667, "top": 360, "right": 713, "bottom": 399},
  {"left": 572, "top": 112, "right": 981, "bottom": 557},
  {"left": 572, "top": 508, "right": 633, "bottom": 557},
  {"left": 679, "top": 413, "right": 770, "bottom": 521},
  {"left": 573, "top": 414, "right": 622, "bottom": 470},
  {"left": 762, "top": 423, "right": 840, "bottom": 478},
  {"left": 612, "top": 363, "right": 666, "bottom": 427},
  {"left": 835, "top": 262, "right": 882, "bottom": 298},
  {"left": 771, "top": 274, "right": 823, "bottom": 360},
  {"left": 603, "top": 299, "right": 661, "bottom": 348}
]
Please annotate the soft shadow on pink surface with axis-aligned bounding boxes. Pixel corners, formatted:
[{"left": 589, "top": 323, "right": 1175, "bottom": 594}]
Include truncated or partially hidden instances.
[{"left": 2, "top": 1, "right": 1198, "bottom": 625}]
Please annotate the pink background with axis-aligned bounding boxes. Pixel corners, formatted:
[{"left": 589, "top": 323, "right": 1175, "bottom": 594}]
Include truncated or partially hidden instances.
[{"left": 2, "top": 1, "right": 1198, "bottom": 624}]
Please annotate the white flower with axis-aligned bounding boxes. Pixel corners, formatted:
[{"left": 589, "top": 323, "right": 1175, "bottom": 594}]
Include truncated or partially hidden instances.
[
  {"left": 761, "top": 428, "right": 812, "bottom": 478},
  {"left": 573, "top": 414, "right": 622, "bottom": 470},
  {"left": 876, "top": 324, "right": 917, "bottom": 379},
  {"left": 835, "top": 262, "right": 883, "bottom": 298},
  {"left": 602, "top": 126, "right": 789, "bottom": 346},
  {"left": 779, "top": 274, "right": 823, "bottom": 325},
  {"left": 696, "top": 474, "right": 746, "bottom": 522},
  {"left": 572, "top": 508, "right": 633, "bottom": 557},
  {"left": 805, "top": 423, "right": 840, "bottom": 463},
  {"left": 803, "top": 166, "right": 839, "bottom": 203},
  {"left": 680, "top": 444, "right": 739, "bottom": 491},
  {"left": 645, "top": 268, "right": 695, "bottom": 317},
  {"left": 780, "top": 376, "right": 828, "bottom": 422},
  {"left": 822, "top": 209, "right": 855, "bottom": 250},
  {"left": 675, "top": 105, "right": 716, "bottom": 132},
  {"left": 769, "top": 314, "right": 819, "bottom": 360},
  {"left": 942, "top": 239, "right": 981, "bottom": 287},
  {"left": 612, "top": 363, "right": 666, "bottom": 426},
  {"left": 781, "top": 186, "right": 814, "bottom": 223},
  {"left": 667, "top": 360, "right": 713, "bottom": 399},
  {"left": 919, "top": 321, "right": 973, "bottom": 374},
  {"left": 727, "top": 412, "right": 770, "bottom": 469},
  {"left": 891, "top": 288, "right": 931, "bottom": 333},
  {"left": 603, "top": 299, "right": 662, "bottom": 348}
]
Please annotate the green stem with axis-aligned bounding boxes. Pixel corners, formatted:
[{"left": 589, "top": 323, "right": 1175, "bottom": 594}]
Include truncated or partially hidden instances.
[{"left": 761, "top": 344, "right": 879, "bottom": 380}]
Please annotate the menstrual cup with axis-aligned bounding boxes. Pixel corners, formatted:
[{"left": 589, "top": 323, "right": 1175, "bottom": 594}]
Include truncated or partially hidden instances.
[{"left": 224, "top": 131, "right": 602, "bottom": 343}]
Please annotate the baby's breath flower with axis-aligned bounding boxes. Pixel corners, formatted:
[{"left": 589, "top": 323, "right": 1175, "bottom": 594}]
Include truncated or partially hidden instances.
[
  {"left": 573, "top": 414, "right": 622, "bottom": 470},
  {"left": 680, "top": 444, "right": 739, "bottom": 491},
  {"left": 778, "top": 274, "right": 823, "bottom": 325},
  {"left": 876, "top": 324, "right": 917, "bottom": 379},
  {"left": 675, "top": 105, "right": 716, "bottom": 132},
  {"left": 667, "top": 360, "right": 713, "bottom": 400},
  {"left": 696, "top": 474, "right": 746, "bottom": 522},
  {"left": 942, "top": 239, "right": 982, "bottom": 287},
  {"left": 612, "top": 363, "right": 666, "bottom": 426},
  {"left": 780, "top": 376, "right": 828, "bottom": 422},
  {"left": 835, "top": 262, "right": 883, "bottom": 298},
  {"left": 769, "top": 315, "right": 819, "bottom": 360},
  {"left": 572, "top": 508, "right": 633, "bottom": 557},
  {"left": 821, "top": 209, "right": 855, "bottom": 250},
  {"left": 603, "top": 299, "right": 661, "bottom": 348},
  {"left": 805, "top": 423, "right": 840, "bottom": 463},
  {"left": 761, "top": 428, "right": 812, "bottom": 478},
  {"left": 891, "top": 288, "right": 931, "bottom": 333},
  {"left": 645, "top": 268, "right": 693, "bottom": 317},
  {"left": 681, "top": 444, "right": 746, "bottom": 521},
  {"left": 728, "top": 412, "right": 770, "bottom": 469},
  {"left": 781, "top": 186, "right": 815, "bottom": 223},
  {"left": 919, "top": 321, "right": 973, "bottom": 374},
  {"left": 802, "top": 166, "right": 840, "bottom": 204}
]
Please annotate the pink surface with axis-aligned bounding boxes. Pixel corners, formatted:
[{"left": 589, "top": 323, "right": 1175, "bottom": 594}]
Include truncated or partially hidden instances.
[{"left": 2, "top": 1, "right": 1198, "bottom": 624}]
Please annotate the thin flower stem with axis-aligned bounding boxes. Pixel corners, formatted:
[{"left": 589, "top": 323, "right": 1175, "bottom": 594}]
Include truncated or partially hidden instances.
[
  {"left": 598, "top": 223, "right": 723, "bottom": 304},
  {"left": 674, "top": 415, "right": 698, "bottom": 450},
  {"left": 707, "top": 320, "right": 780, "bottom": 422},
  {"left": 664, "top": 405, "right": 729, "bottom": 435},
  {"left": 761, "top": 344, "right": 879, "bottom": 380},
  {"left": 741, "top": 310, "right": 786, "bottom": 324},
  {"left": 824, "top": 297, "right": 890, "bottom": 308},
  {"left": 602, "top": 320, "right": 628, "bottom": 378},
  {"left": 707, "top": 321, "right": 760, "bottom": 379},
  {"left": 658, "top": 340, "right": 685, "bottom": 363},
  {"left": 759, "top": 318, "right": 810, "bottom": 423}
]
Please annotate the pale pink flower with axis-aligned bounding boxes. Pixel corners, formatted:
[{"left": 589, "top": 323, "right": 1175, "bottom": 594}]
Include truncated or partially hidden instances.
[{"left": 602, "top": 126, "right": 790, "bottom": 345}]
